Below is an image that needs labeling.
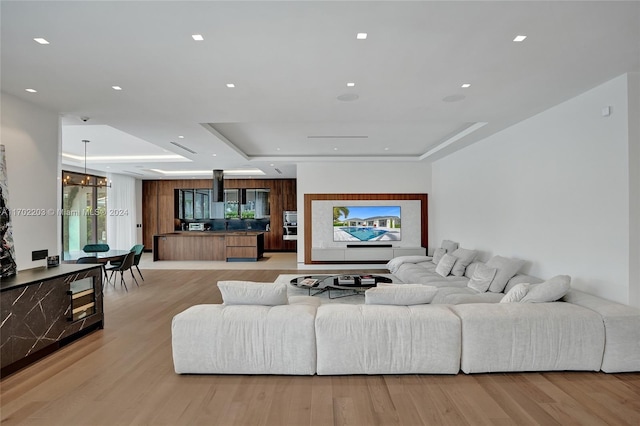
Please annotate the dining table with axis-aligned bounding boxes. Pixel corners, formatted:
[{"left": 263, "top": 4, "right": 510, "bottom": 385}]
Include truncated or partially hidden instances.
[
  {"left": 66, "top": 249, "right": 131, "bottom": 263},
  {"left": 65, "top": 249, "right": 131, "bottom": 285}
]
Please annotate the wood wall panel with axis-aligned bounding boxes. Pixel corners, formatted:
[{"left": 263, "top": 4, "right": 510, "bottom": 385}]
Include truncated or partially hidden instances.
[
  {"left": 142, "top": 178, "right": 296, "bottom": 252},
  {"left": 303, "top": 193, "right": 428, "bottom": 264},
  {"left": 142, "top": 181, "right": 158, "bottom": 250}
]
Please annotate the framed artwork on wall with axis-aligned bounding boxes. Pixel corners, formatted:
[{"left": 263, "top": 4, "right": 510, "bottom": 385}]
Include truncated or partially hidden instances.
[{"left": 0, "top": 144, "right": 17, "bottom": 278}]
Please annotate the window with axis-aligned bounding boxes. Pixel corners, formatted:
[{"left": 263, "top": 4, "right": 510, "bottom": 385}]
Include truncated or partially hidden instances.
[{"left": 61, "top": 171, "right": 108, "bottom": 259}]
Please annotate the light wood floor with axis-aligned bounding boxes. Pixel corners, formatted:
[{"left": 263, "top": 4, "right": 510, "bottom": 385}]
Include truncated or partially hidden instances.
[{"left": 1, "top": 269, "right": 639, "bottom": 426}]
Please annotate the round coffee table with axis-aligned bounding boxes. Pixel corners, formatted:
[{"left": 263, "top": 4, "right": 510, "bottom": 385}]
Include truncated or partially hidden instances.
[{"left": 289, "top": 274, "right": 392, "bottom": 298}]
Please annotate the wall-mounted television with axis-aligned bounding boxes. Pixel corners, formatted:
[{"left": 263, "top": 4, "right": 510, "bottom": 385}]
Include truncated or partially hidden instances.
[{"left": 333, "top": 206, "right": 401, "bottom": 242}]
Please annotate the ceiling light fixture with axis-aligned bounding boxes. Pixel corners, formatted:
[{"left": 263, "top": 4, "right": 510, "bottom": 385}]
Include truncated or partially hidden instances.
[
  {"left": 347, "top": 82, "right": 355, "bottom": 87},
  {"left": 192, "top": 34, "right": 204, "bottom": 41},
  {"left": 63, "top": 140, "right": 111, "bottom": 188},
  {"left": 356, "top": 33, "right": 367, "bottom": 40},
  {"left": 178, "top": 135, "right": 184, "bottom": 139},
  {"left": 513, "top": 35, "right": 527, "bottom": 42},
  {"left": 33, "top": 38, "right": 49, "bottom": 44},
  {"left": 112, "top": 86, "right": 122, "bottom": 90},
  {"left": 226, "top": 83, "right": 235, "bottom": 88},
  {"left": 461, "top": 83, "right": 471, "bottom": 88},
  {"left": 25, "top": 88, "right": 37, "bottom": 93}
]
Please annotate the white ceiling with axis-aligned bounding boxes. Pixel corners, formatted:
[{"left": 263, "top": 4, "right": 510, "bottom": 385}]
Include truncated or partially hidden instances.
[{"left": 2, "top": 1, "right": 639, "bottom": 179}]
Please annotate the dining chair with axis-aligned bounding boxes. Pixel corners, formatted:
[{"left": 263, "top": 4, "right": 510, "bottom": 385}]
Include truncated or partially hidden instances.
[
  {"left": 105, "top": 251, "right": 137, "bottom": 291},
  {"left": 107, "top": 245, "right": 145, "bottom": 281},
  {"left": 131, "top": 245, "right": 145, "bottom": 281},
  {"left": 82, "top": 244, "right": 110, "bottom": 253}
]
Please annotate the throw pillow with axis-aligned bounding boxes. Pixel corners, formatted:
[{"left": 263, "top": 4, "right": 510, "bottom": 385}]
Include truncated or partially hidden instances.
[
  {"left": 520, "top": 275, "right": 571, "bottom": 303},
  {"left": 435, "top": 253, "right": 457, "bottom": 277},
  {"left": 432, "top": 247, "right": 446, "bottom": 265},
  {"left": 486, "top": 256, "right": 525, "bottom": 293},
  {"left": 365, "top": 285, "right": 437, "bottom": 305},
  {"left": 450, "top": 248, "right": 478, "bottom": 276},
  {"left": 218, "top": 281, "right": 288, "bottom": 305},
  {"left": 441, "top": 240, "right": 459, "bottom": 253},
  {"left": 467, "top": 264, "right": 498, "bottom": 293},
  {"left": 500, "top": 283, "right": 531, "bottom": 303}
]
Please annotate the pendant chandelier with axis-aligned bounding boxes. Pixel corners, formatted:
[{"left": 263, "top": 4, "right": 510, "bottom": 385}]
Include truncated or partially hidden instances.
[{"left": 62, "top": 140, "right": 112, "bottom": 188}]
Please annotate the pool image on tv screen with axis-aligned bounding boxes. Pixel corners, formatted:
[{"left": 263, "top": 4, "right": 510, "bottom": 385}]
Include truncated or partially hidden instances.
[{"left": 333, "top": 206, "right": 401, "bottom": 242}]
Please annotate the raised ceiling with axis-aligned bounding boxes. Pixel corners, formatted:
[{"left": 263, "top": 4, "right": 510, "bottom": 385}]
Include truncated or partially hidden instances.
[{"left": 2, "top": 1, "right": 638, "bottom": 179}]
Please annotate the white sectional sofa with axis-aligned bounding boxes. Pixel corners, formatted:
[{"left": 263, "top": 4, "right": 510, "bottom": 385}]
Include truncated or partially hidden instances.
[{"left": 171, "top": 281, "right": 640, "bottom": 375}]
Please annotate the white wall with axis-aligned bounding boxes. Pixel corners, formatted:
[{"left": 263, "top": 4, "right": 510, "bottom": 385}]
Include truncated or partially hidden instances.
[
  {"left": 296, "top": 162, "right": 432, "bottom": 263},
  {"left": 627, "top": 72, "right": 640, "bottom": 308},
  {"left": 432, "top": 74, "right": 637, "bottom": 306},
  {"left": 1, "top": 92, "right": 60, "bottom": 270}
]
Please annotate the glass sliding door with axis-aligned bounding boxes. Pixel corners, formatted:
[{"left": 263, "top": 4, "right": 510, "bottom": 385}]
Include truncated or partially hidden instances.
[{"left": 62, "top": 171, "right": 108, "bottom": 260}]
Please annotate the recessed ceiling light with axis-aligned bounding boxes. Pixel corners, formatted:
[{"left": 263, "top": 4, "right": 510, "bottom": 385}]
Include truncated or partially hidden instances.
[
  {"left": 356, "top": 33, "right": 367, "bottom": 40},
  {"left": 276, "top": 147, "right": 281, "bottom": 151},
  {"left": 513, "top": 35, "right": 527, "bottom": 42},
  {"left": 270, "top": 163, "right": 274, "bottom": 167},
  {"left": 25, "top": 88, "right": 37, "bottom": 93},
  {"left": 212, "top": 154, "right": 217, "bottom": 157},
  {"left": 192, "top": 34, "right": 204, "bottom": 41},
  {"left": 384, "top": 147, "right": 389, "bottom": 151},
  {"left": 346, "top": 82, "right": 355, "bottom": 87},
  {"left": 334, "top": 147, "right": 338, "bottom": 151},
  {"left": 33, "top": 38, "right": 49, "bottom": 45},
  {"left": 112, "top": 86, "right": 122, "bottom": 90},
  {"left": 178, "top": 135, "right": 184, "bottom": 139},
  {"left": 461, "top": 83, "right": 471, "bottom": 88},
  {"left": 226, "top": 83, "right": 235, "bottom": 88}
]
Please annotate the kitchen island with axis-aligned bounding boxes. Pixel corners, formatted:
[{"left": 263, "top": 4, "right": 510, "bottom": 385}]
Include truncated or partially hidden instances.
[{"left": 153, "top": 231, "right": 265, "bottom": 262}]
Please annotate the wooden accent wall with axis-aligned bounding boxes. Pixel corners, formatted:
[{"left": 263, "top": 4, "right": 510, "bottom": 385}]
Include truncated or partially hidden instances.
[
  {"left": 303, "top": 193, "right": 428, "bottom": 264},
  {"left": 142, "top": 179, "right": 296, "bottom": 252}
]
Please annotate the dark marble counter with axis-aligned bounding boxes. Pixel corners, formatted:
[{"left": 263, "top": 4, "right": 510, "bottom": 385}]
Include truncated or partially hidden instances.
[
  {"left": 1, "top": 264, "right": 104, "bottom": 377},
  {"left": 0, "top": 264, "right": 101, "bottom": 292}
]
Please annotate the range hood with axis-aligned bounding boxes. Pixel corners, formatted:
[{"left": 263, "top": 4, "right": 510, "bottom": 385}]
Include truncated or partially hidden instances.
[{"left": 212, "top": 169, "right": 224, "bottom": 202}]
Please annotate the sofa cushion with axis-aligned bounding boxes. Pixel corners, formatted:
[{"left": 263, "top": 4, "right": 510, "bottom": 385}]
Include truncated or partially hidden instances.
[
  {"left": 450, "top": 248, "right": 478, "bottom": 276},
  {"left": 451, "top": 303, "right": 605, "bottom": 373},
  {"left": 172, "top": 297, "right": 318, "bottom": 375},
  {"left": 435, "top": 253, "right": 457, "bottom": 277},
  {"left": 365, "top": 284, "right": 437, "bottom": 305},
  {"left": 431, "top": 287, "right": 504, "bottom": 304},
  {"left": 442, "top": 240, "right": 459, "bottom": 253},
  {"left": 562, "top": 289, "right": 640, "bottom": 373},
  {"left": 386, "top": 255, "right": 432, "bottom": 274},
  {"left": 486, "top": 256, "right": 525, "bottom": 293},
  {"left": 500, "top": 283, "right": 530, "bottom": 303},
  {"left": 218, "top": 281, "right": 288, "bottom": 305},
  {"left": 521, "top": 275, "right": 571, "bottom": 303},
  {"left": 467, "top": 263, "right": 497, "bottom": 293},
  {"left": 315, "top": 304, "right": 461, "bottom": 375},
  {"left": 432, "top": 247, "right": 446, "bottom": 264}
]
